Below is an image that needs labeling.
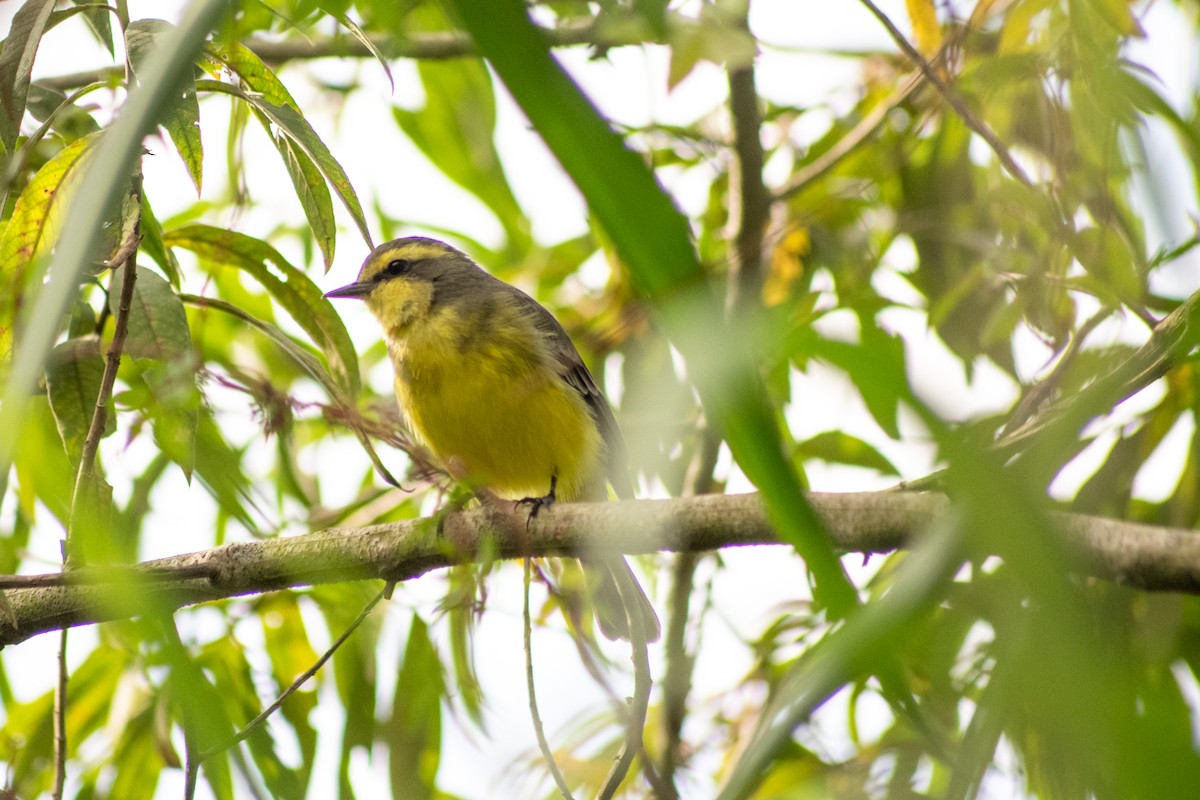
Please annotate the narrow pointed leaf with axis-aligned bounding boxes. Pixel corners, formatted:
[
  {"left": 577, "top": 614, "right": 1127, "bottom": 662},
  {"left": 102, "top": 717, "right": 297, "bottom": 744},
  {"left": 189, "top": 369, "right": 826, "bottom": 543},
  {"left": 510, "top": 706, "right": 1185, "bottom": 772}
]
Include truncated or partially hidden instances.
[
  {"left": 0, "top": 133, "right": 98, "bottom": 368},
  {"left": 165, "top": 225, "right": 359, "bottom": 396},
  {"left": 126, "top": 19, "right": 203, "bottom": 193},
  {"left": 195, "top": 79, "right": 372, "bottom": 250},
  {"left": 0, "top": 0, "right": 57, "bottom": 151}
]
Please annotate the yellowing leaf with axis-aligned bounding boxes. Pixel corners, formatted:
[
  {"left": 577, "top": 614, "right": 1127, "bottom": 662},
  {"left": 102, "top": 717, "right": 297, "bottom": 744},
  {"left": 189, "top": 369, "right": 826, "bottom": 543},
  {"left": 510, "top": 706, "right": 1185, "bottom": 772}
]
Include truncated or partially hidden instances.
[
  {"left": 905, "top": 0, "right": 943, "bottom": 55},
  {"left": 764, "top": 228, "right": 810, "bottom": 307},
  {"left": 0, "top": 132, "right": 99, "bottom": 370}
]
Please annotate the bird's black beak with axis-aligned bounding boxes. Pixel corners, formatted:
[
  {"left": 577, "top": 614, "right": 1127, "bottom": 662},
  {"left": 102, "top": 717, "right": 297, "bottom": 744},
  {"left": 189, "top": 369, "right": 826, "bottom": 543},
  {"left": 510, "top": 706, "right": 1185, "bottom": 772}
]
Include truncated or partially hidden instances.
[{"left": 325, "top": 281, "right": 372, "bottom": 300}]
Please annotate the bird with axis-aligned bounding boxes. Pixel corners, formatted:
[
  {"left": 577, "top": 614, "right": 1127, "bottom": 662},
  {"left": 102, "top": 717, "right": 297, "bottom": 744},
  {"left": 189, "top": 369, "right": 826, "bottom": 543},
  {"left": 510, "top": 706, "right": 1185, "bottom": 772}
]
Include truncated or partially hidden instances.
[{"left": 326, "top": 236, "right": 660, "bottom": 643}]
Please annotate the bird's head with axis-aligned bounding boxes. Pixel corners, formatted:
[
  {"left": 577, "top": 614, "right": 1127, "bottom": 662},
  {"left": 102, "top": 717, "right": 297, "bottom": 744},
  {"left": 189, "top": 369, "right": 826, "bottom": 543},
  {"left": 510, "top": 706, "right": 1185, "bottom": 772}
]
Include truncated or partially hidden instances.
[{"left": 326, "top": 237, "right": 477, "bottom": 333}]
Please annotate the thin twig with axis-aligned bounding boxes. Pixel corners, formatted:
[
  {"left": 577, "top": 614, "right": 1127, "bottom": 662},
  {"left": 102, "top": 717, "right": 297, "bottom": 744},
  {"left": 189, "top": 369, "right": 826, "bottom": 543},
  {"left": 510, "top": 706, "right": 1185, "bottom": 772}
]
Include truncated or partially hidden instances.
[
  {"left": 35, "top": 18, "right": 655, "bottom": 93},
  {"left": 660, "top": 429, "right": 722, "bottom": 794},
  {"left": 524, "top": 558, "right": 575, "bottom": 799},
  {"left": 597, "top": 561, "right": 654, "bottom": 800},
  {"left": 67, "top": 241, "right": 141, "bottom": 565},
  {"left": 51, "top": 626, "right": 68, "bottom": 799},
  {"left": 54, "top": 199, "right": 141, "bottom": 800},
  {"left": 856, "top": 0, "right": 1035, "bottom": 188},
  {"left": 197, "top": 585, "right": 386, "bottom": 764},
  {"left": 1000, "top": 308, "right": 1114, "bottom": 437},
  {"left": 773, "top": 69, "right": 925, "bottom": 202}
]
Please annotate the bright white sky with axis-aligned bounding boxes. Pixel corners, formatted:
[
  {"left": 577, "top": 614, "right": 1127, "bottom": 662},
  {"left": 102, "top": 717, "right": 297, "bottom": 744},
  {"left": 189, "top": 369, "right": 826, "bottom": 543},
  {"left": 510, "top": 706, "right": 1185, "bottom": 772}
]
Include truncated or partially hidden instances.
[{"left": 4, "top": 1, "right": 1200, "bottom": 797}]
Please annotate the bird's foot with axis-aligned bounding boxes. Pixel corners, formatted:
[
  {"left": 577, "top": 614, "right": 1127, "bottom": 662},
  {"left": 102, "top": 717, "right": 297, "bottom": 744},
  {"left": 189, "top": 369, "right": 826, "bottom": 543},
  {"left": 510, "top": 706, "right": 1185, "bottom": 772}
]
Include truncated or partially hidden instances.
[{"left": 515, "top": 475, "right": 557, "bottom": 522}]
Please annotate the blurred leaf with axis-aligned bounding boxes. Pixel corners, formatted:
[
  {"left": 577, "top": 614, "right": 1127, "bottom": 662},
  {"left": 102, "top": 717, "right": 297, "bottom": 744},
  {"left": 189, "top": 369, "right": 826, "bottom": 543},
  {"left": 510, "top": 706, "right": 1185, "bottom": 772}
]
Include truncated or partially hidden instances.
[
  {"left": 310, "top": 583, "right": 382, "bottom": 793},
  {"left": 72, "top": 467, "right": 114, "bottom": 564},
  {"left": 666, "top": 13, "right": 756, "bottom": 89},
  {"left": 392, "top": 58, "right": 529, "bottom": 249},
  {"left": 258, "top": 594, "right": 319, "bottom": 791},
  {"left": 193, "top": 409, "right": 261, "bottom": 533},
  {"left": 385, "top": 615, "right": 444, "bottom": 800},
  {"left": 793, "top": 430, "right": 900, "bottom": 477},
  {"left": 0, "top": 0, "right": 57, "bottom": 152},
  {"left": 801, "top": 325, "right": 910, "bottom": 439},
  {"left": 1071, "top": 226, "right": 1144, "bottom": 307},
  {"left": 166, "top": 225, "right": 360, "bottom": 396},
  {"left": 0, "top": 132, "right": 98, "bottom": 368},
  {"left": 44, "top": 336, "right": 109, "bottom": 466},
  {"left": 144, "top": 359, "right": 202, "bottom": 481},
  {"left": 905, "top": 0, "right": 942, "bottom": 55},
  {"left": 70, "top": 0, "right": 115, "bottom": 55},
  {"left": 126, "top": 19, "right": 203, "bottom": 193},
  {"left": 13, "top": 396, "right": 74, "bottom": 523},
  {"left": 108, "top": 704, "right": 164, "bottom": 799}
]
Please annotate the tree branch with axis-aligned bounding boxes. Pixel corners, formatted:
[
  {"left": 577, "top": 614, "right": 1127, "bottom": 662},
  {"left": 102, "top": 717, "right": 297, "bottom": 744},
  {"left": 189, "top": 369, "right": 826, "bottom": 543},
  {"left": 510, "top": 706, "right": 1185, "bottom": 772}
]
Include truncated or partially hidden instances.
[
  {"left": 35, "top": 19, "right": 659, "bottom": 93},
  {"left": 3, "top": 491, "right": 1200, "bottom": 647}
]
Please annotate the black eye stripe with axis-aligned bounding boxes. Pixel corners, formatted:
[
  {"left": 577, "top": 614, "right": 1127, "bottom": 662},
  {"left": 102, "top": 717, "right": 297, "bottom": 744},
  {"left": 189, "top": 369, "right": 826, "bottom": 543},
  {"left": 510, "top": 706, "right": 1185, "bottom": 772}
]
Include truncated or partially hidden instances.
[{"left": 380, "top": 258, "right": 412, "bottom": 280}]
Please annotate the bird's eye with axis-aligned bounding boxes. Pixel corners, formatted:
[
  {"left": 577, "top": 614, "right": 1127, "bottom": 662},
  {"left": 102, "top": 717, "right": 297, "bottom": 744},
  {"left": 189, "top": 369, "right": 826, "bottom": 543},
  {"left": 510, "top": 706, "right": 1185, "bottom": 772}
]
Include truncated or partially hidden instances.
[{"left": 382, "top": 258, "right": 411, "bottom": 278}]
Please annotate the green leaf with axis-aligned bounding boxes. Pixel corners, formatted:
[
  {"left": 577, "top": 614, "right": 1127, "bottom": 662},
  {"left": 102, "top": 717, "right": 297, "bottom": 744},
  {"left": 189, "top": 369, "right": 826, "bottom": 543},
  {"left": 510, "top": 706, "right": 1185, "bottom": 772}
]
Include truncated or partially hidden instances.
[
  {"left": 205, "top": 44, "right": 336, "bottom": 267},
  {"left": 310, "top": 583, "right": 382, "bottom": 794},
  {"left": 258, "top": 594, "right": 318, "bottom": 792},
  {"left": 0, "top": 0, "right": 228, "bottom": 516},
  {"left": 109, "top": 712, "right": 164, "bottom": 799},
  {"left": 206, "top": 41, "right": 298, "bottom": 106},
  {"left": 0, "top": 132, "right": 98, "bottom": 369},
  {"left": 72, "top": 468, "right": 115, "bottom": 565},
  {"left": 1071, "top": 226, "right": 1144, "bottom": 308},
  {"left": 276, "top": 132, "right": 337, "bottom": 270},
  {"left": 192, "top": 410, "right": 261, "bottom": 533},
  {"left": 800, "top": 321, "right": 911, "bottom": 440},
  {"left": 137, "top": 196, "right": 183, "bottom": 286},
  {"left": 165, "top": 225, "right": 360, "bottom": 397},
  {"left": 392, "top": 57, "right": 528, "bottom": 248},
  {"left": 44, "top": 336, "right": 108, "bottom": 466},
  {"left": 126, "top": 19, "right": 203, "bottom": 193},
  {"left": 144, "top": 359, "right": 201, "bottom": 481},
  {"left": 0, "top": 0, "right": 57, "bottom": 151},
  {"left": 386, "top": 615, "right": 444, "bottom": 800},
  {"left": 195, "top": 79, "right": 372, "bottom": 251},
  {"left": 70, "top": 0, "right": 115, "bottom": 55},
  {"left": 182, "top": 293, "right": 341, "bottom": 396},
  {"left": 793, "top": 431, "right": 900, "bottom": 477},
  {"left": 112, "top": 266, "right": 194, "bottom": 362},
  {"left": 332, "top": 11, "right": 393, "bottom": 91},
  {"left": 13, "top": 397, "right": 74, "bottom": 523}
]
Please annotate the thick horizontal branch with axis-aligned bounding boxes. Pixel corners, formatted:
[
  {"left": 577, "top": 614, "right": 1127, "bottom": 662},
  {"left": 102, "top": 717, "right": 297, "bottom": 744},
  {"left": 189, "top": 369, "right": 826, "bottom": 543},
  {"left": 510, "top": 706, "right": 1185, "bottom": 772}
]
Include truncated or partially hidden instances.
[{"left": 2, "top": 491, "right": 1199, "bottom": 647}]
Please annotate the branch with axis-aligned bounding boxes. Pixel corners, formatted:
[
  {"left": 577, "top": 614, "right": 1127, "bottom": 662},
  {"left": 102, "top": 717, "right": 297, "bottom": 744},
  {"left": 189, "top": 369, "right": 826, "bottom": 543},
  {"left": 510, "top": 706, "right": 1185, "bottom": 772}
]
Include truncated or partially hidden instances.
[
  {"left": 35, "top": 19, "right": 659, "bottom": 93},
  {"left": 4, "top": 491, "right": 1200, "bottom": 647},
  {"left": 857, "top": 0, "right": 1035, "bottom": 188}
]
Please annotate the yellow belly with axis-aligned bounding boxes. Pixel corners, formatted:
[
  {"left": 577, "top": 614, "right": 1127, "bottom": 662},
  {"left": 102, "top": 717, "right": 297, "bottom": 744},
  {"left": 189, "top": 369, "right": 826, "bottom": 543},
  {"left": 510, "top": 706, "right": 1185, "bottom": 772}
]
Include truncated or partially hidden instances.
[{"left": 392, "top": 317, "right": 604, "bottom": 502}]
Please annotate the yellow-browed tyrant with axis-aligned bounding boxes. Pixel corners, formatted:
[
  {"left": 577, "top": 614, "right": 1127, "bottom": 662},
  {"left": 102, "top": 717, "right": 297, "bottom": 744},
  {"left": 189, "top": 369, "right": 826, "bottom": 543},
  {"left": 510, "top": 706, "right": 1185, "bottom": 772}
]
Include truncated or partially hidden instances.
[{"left": 327, "top": 237, "right": 660, "bottom": 642}]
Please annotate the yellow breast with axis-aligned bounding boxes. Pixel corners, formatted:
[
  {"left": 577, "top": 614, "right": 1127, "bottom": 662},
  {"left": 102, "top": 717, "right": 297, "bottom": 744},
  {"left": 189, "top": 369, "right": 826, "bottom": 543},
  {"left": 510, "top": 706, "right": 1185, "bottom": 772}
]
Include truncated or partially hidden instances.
[{"left": 389, "top": 305, "right": 605, "bottom": 502}]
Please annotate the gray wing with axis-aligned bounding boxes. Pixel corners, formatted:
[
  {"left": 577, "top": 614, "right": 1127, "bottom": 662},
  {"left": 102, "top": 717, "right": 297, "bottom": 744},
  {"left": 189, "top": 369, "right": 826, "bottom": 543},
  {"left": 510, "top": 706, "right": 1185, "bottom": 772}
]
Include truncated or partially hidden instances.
[{"left": 510, "top": 287, "right": 635, "bottom": 500}]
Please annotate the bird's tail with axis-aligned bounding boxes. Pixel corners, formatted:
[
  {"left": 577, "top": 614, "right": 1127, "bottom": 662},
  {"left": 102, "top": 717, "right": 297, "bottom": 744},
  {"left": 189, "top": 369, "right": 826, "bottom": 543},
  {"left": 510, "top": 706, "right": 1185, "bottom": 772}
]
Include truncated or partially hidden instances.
[{"left": 586, "top": 556, "right": 661, "bottom": 643}]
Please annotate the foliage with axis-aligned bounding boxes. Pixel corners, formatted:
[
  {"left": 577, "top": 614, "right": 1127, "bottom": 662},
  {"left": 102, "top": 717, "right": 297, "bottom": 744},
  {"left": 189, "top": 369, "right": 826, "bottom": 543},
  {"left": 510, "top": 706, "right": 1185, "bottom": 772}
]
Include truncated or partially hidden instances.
[{"left": 0, "top": 0, "right": 1199, "bottom": 798}]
